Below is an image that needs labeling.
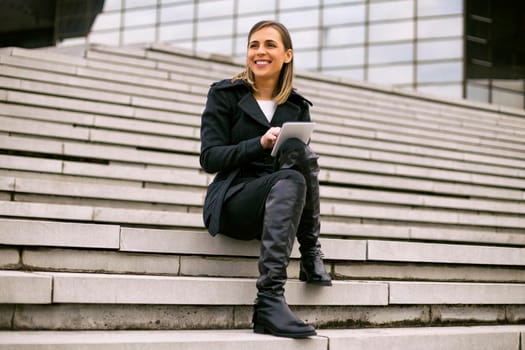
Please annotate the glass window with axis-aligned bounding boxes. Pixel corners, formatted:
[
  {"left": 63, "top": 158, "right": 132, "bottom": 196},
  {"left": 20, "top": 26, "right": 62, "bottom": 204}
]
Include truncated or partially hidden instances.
[
  {"left": 279, "top": 8, "right": 319, "bottom": 29},
  {"left": 236, "top": 14, "right": 273, "bottom": 35},
  {"left": 89, "top": 31, "right": 121, "bottom": 45},
  {"left": 234, "top": 35, "right": 248, "bottom": 55},
  {"left": 417, "top": 39, "right": 462, "bottom": 60},
  {"left": 323, "top": 4, "right": 365, "bottom": 26},
  {"left": 238, "top": 1, "right": 276, "bottom": 14},
  {"left": 198, "top": 0, "right": 234, "bottom": 18},
  {"left": 324, "top": 25, "right": 365, "bottom": 46},
  {"left": 418, "top": 17, "right": 462, "bottom": 38},
  {"left": 492, "top": 88, "right": 524, "bottom": 109},
  {"left": 124, "top": 8, "right": 157, "bottom": 26},
  {"left": 294, "top": 50, "right": 319, "bottom": 70},
  {"left": 368, "top": 42, "right": 413, "bottom": 64},
  {"left": 417, "top": 61, "right": 462, "bottom": 83},
  {"left": 92, "top": 12, "right": 121, "bottom": 31},
  {"left": 322, "top": 67, "right": 364, "bottom": 80},
  {"left": 175, "top": 40, "right": 194, "bottom": 50},
  {"left": 196, "top": 37, "right": 233, "bottom": 55},
  {"left": 368, "top": 64, "right": 414, "bottom": 85},
  {"left": 59, "top": 37, "right": 89, "bottom": 47},
  {"left": 279, "top": 0, "right": 319, "bottom": 9},
  {"left": 123, "top": 26, "right": 156, "bottom": 44},
  {"left": 466, "top": 81, "right": 489, "bottom": 103},
  {"left": 125, "top": 0, "right": 156, "bottom": 9},
  {"left": 322, "top": 46, "right": 364, "bottom": 67},
  {"left": 493, "top": 79, "right": 524, "bottom": 93},
  {"left": 418, "top": 0, "right": 463, "bottom": 17},
  {"left": 162, "top": 0, "right": 193, "bottom": 4},
  {"left": 324, "top": 0, "right": 363, "bottom": 4},
  {"left": 103, "top": 0, "right": 122, "bottom": 11},
  {"left": 369, "top": 0, "right": 414, "bottom": 21},
  {"left": 369, "top": 21, "right": 414, "bottom": 42},
  {"left": 417, "top": 84, "right": 463, "bottom": 98},
  {"left": 291, "top": 29, "right": 320, "bottom": 50},
  {"left": 197, "top": 18, "right": 234, "bottom": 37},
  {"left": 159, "top": 22, "right": 193, "bottom": 41},
  {"left": 160, "top": 3, "right": 195, "bottom": 23}
]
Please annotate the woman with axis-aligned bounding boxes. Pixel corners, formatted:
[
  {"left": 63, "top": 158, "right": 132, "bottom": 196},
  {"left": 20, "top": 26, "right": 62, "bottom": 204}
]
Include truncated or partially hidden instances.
[{"left": 199, "top": 20, "right": 331, "bottom": 338}]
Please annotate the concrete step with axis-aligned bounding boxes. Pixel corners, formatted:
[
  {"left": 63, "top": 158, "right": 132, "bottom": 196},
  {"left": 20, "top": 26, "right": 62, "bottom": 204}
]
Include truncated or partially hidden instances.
[
  {"left": 3, "top": 186, "right": 524, "bottom": 229},
  {"left": 0, "top": 329, "right": 326, "bottom": 350},
  {"left": 8, "top": 246, "right": 525, "bottom": 283},
  {"left": 5, "top": 93, "right": 523, "bottom": 174},
  {"left": 0, "top": 66, "right": 206, "bottom": 106},
  {"left": 3, "top": 151, "right": 525, "bottom": 211},
  {"left": 4, "top": 50, "right": 525, "bottom": 152},
  {"left": 319, "top": 326, "right": 525, "bottom": 350},
  {"left": 3, "top": 107, "right": 525, "bottom": 180},
  {"left": 0, "top": 271, "right": 388, "bottom": 306},
  {"left": 2, "top": 132, "right": 524, "bottom": 202},
  {"left": 2, "top": 218, "right": 524, "bottom": 268},
  {"left": 2, "top": 219, "right": 525, "bottom": 282},
  {"left": 0, "top": 134, "right": 200, "bottom": 169},
  {"left": 3, "top": 270, "right": 525, "bottom": 306},
  {"left": 298, "top": 82, "right": 525, "bottom": 136},
  {"left": 1, "top": 326, "right": 525, "bottom": 350},
  {"left": 4, "top": 170, "right": 525, "bottom": 216},
  {"left": 0, "top": 201, "right": 203, "bottom": 227}
]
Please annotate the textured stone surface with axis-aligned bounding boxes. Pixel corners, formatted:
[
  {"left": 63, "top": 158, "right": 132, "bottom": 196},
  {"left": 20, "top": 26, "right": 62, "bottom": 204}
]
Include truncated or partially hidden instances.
[
  {"left": 389, "top": 281, "right": 525, "bottom": 304},
  {"left": 0, "top": 329, "right": 327, "bottom": 349},
  {"left": 0, "top": 248, "right": 19, "bottom": 268},
  {"left": 0, "top": 219, "right": 119, "bottom": 249},
  {"left": 0, "top": 305, "right": 14, "bottom": 329},
  {"left": 44, "top": 272, "right": 388, "bottom": 306},
  {"left": 506, "top": 305, "right": 525, "bottom": 322},
  {"left": 23, "top": 249, "right": 180, "bottom": 275},
  {"left": 431, "top": 305, "right": 506, "bottom": 323},
  {"left": 320, "top": 326, "right": 523, "bottom": 350},
  {"left": 0, "top": 271, "right": 52, "bottom": 304},
  {"left": 12, "top": 304, "right": 235, "bottom": 330},
  {"left": 334, "top": 262, "right": 525, "bottom": 282},
  {"left": 368, "top": 240, "right": 525, "bottom": 266}
]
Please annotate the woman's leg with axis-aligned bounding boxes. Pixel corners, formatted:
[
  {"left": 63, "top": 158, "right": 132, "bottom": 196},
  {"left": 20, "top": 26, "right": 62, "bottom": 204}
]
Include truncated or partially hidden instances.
[
  {"left": 275, "top": 138, "right": 332, "bottom": 286},
  {"left": 220, "top": 169, "right": 316, "bottom": 338}
]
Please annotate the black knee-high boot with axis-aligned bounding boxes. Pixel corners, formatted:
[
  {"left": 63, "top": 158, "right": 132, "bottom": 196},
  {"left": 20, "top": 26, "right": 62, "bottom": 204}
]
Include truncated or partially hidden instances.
[
  {"left": 277, "top": 139, "right": 332, "bottom": 286},
  {"left": 253, "top": 178, "right": 317, "bottom": 338}
]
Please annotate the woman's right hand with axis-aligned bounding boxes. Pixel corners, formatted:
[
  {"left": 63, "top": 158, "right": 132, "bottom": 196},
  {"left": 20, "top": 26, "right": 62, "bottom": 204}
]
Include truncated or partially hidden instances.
[{"left": 260, "top": 127, "right": 281, "bottom": 150}]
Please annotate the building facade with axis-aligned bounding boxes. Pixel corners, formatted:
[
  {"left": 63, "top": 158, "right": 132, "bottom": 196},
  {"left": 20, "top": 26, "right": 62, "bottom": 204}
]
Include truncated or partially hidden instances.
[{"left": 60, "top": 0, "right": 524, "bottom": 109}]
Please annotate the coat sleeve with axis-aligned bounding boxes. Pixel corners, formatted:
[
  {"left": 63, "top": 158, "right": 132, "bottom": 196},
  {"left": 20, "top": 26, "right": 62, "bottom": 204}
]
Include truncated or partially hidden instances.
[{"left": 199, "top": 85, "right": 265, "bottom": 174}]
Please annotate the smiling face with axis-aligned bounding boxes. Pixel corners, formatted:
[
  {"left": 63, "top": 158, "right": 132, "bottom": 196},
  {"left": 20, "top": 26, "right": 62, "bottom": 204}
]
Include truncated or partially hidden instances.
[{"left": 247, "top": 26, "right": 293, "bottom": 87}]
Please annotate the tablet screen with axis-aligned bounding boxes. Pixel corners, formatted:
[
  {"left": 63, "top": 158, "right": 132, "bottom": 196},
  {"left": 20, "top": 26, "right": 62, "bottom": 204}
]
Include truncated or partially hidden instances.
[{"left": 271, "top": 122, "right": 316, "bottom": 157}]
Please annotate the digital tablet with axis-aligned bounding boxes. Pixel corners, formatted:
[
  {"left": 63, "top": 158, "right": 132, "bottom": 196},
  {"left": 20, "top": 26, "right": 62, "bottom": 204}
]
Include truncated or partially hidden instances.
[{"left": 271, "top": 122, "right": 316, "bottom": 157}]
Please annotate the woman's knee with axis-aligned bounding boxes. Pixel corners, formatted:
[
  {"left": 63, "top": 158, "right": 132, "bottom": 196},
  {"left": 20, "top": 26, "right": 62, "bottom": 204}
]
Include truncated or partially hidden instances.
[
  {"left": 273, "top": 169, "right": 306, "bottom": 186},
  {"left": 276, "top": 138, "right": 318, "bottom": 170}
]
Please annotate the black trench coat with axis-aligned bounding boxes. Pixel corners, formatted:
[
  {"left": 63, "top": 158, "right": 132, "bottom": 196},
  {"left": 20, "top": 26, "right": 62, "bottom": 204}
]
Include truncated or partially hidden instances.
[{"left": 199, "top": 78, "right": 313, "bottom": 236}]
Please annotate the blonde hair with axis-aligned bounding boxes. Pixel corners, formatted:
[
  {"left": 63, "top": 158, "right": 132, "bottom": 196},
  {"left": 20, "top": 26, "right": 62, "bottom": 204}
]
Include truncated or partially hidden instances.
[{"left": 232, "top": 20, "right": 294, "bottom": 105}]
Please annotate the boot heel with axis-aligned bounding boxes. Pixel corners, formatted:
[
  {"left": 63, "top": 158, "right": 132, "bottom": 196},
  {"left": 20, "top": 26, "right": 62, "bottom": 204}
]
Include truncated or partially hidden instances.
[
  {"left": 299, "top": 269, "right": 307, "bottom": 281},
  {"left": 253, "top": 323, "right": 267, "bottom": 334}
]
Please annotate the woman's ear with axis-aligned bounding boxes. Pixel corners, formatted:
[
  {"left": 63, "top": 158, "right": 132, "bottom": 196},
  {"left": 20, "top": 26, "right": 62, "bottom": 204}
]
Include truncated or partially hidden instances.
[{"left": 284, "top": 49, "right": 293, "bottom": 64}]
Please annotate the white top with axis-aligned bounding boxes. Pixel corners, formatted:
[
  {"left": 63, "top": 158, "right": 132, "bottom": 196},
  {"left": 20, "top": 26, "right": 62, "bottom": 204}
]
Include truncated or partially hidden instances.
[{"left": 257, "top": 99, "right": 277, "bottom": 122}]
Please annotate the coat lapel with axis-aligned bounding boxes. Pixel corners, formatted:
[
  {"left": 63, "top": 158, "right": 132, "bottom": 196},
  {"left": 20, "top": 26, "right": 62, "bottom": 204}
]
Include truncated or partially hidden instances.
[
  {"left": 238, "top": 93, "right": 271, "bottom": 127},
  {"left": 271, "top": 101, "right": 301, "bottom": 126},
  {"left": 238, "top": 94, "right": 303, "bottom": 128}
]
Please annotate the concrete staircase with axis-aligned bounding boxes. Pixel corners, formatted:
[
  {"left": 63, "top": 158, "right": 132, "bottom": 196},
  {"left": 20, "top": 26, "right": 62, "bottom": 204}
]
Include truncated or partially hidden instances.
[{"left": 0, "top": 43, "right": 524, "bottom": 349}]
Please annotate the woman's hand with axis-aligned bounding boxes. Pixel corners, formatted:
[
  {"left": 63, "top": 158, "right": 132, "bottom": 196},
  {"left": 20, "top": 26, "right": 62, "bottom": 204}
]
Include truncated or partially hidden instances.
[{"left": 260, "top": 127, "right": 281, "bottom": 150}]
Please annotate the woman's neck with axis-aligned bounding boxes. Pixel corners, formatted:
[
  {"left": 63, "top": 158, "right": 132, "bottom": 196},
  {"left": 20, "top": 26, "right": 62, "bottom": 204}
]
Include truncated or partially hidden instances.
[{"left": 254, "top": 80, "right": 276, "bottom": 100}]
